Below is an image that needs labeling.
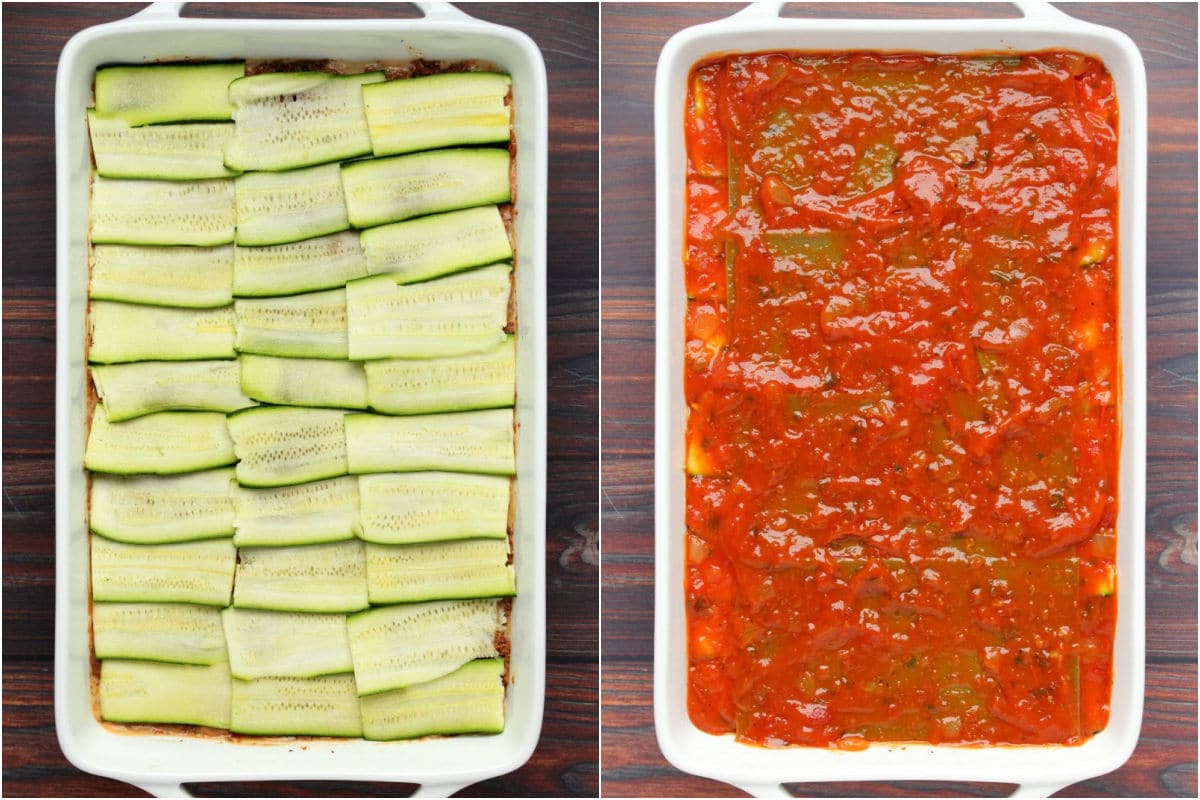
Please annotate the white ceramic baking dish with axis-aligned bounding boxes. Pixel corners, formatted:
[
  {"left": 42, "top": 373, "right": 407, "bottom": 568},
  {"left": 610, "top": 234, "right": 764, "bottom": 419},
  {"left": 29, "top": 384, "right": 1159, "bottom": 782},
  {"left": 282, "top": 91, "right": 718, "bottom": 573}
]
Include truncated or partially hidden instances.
[
  {"left": 54, "top": 3, "right": 546, "bottom": 796},
  {"left": 653, "top": 2, "right": 1146, "bottom": 796}
]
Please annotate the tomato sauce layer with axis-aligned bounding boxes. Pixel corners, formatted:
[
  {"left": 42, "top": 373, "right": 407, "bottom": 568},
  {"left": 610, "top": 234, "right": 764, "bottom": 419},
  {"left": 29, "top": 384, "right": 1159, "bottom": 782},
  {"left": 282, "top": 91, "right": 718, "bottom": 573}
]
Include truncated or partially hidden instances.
[{"left": 682, "top": 52, "right": 1119, "bottom": 748}]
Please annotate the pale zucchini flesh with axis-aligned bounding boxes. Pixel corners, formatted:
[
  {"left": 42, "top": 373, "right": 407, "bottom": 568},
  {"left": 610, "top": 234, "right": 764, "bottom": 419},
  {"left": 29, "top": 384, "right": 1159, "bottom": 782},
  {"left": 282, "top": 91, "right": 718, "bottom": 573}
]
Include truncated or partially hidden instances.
[
  {"left": 361, "top": 205, "right": 512, "bottom": 284},
  {"left": 88, "top": 112, "right": 240, "bottom": 180},
  {"left": 365, "top": 336, "right": 515, "bottom": 415},
  {"left": 234, "top": 288, "right": 348, "bottom": 360},
  {"left": 84, "top": 407, "right": 236, "bottom": 475},
  {"left": 234, "top": 162, "right": 349, "bottom": 246},
  {"left": 222, "top": 607, "right": 353, "bottom": 680},
  {"left": 93, "top": 602, "right": 228, "bottom": 665},
  {"left": 90, "top": 176, "right": 235, "bottom": 247},
  {"left": 227, "top": 407, "right": 348, "bottom": 488},
  {"left": 232, "top": 475, "right": 360, "bottom": 547},
  {"left": 357, "top": 472, "right": 510, "bottom": 544},
  {"left": 93, "top": 62, "right": 244, "bottom": 127},
  {"left": 90, "top": 243, "right": 234, "bottom": 308},
  {"left": 365, "top": 539, "right": 514, "bottom": 604},
  {"left": 89, "top": 468, "right": 236, "bottom": 544},
  {"left": 92, "top": 360, "right": 255, "bottom": 422},
  {"left": 99, "top": 659, "right": 232, "bottom": 729},
  {"left": 363, "top": 72, "right": 512, "bottom": 157},
  {"left": 89, "top": 301, "right": 236, "bottom": 364},
  {"left": 240, "top": 354, "right": 366, "bottom": 409},
  {"left": 230, "top": 673, "right": 361, "bottom": 736},
  {"left": 341, "top": 147, "right": 511, "bottom": 230},
  {"left": 233, "top": 231, "right": 367, "bottom": 297},
  {"left": 359, "top": 657, "right": 504, "bottom": 740},
  {"left": 345, "top": 409, "right": 515, "bottom": 476},
  {"left": 233, "top": 539, "right": 368, "bottom": 613},
  {"left": 91, "top": 534, "right": 237, "bottom": 606}
]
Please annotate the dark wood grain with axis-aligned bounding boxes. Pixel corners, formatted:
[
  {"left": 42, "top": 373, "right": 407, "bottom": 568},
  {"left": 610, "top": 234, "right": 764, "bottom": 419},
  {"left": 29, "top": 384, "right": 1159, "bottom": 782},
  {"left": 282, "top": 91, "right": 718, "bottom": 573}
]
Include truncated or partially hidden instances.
[
  {"left": 1, "top": 2, "right": 598, "bottom": 797},
  {"left": 600, "top": 3, "right": 1197, "bottom": 797}
]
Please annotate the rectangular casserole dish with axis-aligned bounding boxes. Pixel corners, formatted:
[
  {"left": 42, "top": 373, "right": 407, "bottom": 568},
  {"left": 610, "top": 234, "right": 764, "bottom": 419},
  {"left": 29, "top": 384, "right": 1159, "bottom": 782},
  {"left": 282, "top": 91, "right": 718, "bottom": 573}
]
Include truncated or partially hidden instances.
[
  {"left": 653, "top": 2, "right": 1146, "bottom": 796},
  {"left": 54, "top": 3, "right": 547, "bottom": 796}
]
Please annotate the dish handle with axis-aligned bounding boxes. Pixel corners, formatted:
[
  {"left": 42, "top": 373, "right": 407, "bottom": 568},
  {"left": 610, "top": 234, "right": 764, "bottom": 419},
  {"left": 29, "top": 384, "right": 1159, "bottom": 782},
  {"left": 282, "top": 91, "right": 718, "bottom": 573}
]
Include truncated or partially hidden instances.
[
  {"left": 732, "top": 784, "right": 793, "bottom": 798},
  {"left": 409, "top": 782, "right": 470, "bottom": 798},
  {"left": 132, "top": 781, "right": 191, "bottom": 798},
  {"left": 730, "top": 782, "right": 1071, "bottom": 798},
  {"left": 726, "top": 0, "right": 1077, "bottom": 23}
]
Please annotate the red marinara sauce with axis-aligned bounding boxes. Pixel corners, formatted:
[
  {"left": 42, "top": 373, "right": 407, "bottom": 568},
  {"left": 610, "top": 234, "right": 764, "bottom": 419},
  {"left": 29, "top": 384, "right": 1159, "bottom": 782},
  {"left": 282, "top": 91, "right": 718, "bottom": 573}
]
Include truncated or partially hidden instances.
[{"left": 682, "top": 52, "right": 1119, "bottom": 748}]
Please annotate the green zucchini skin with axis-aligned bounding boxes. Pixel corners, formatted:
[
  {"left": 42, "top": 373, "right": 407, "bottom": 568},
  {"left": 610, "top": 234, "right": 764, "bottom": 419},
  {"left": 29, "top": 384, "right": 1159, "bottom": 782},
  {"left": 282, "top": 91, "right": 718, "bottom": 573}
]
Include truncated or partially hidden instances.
[
  {"left": 233, "top": 231, "right": 367, "bottom": 297},
  {"left": 84, "top": 407, "right": 236, "bottom": 476},
  {"left": 365, "top": 539, "right": 515, "bottom": 604},
  {"left": 360, "top": 205, "right": 512, "bottom": 284},
  {"left": 99, "top": 659, "right": 232, "bottom": 729},
  {"left": 365, "top": 336, "right": 515, "bottom": 415},
  {"left": 357, "top": 472, "right": 510, "bottom": 545},
  {"left": 90, "top": 177, "right": 236, "bottom": 247},
  {"left": 91, "top": 534, "right": 237, "bottom": 606},
  {"left": 232, "top": 475, "right": 361, "bottom": 547},
  {"left": 232, "top": 539, "right": 368, "bottom": 613},
  {"left": 93, "top": 62, "right": 244, "bottom": 127},
  {"left": 359, "top": 658, "right": 505, "bottom": 740},
  {"left": 93, "top": 602, "right": 228, "bottom": 665},
  {"left": 363, "top": 72, "right": 512, "bottom": 157},
  {"left": 222, "top": 607, "right": 353, "bottom": 680},
  {"left": 90, "top": 243, "right": 234, "bottom": 309},
  {"left": 240, "top": 354, "right": 367, "bottom": 410},
  {"left": 345, "top": 409, "right": 515, "bottom": 476},
  {"left": 234, "top": 163, "right": 349, "bottom": 247},
  {"left": 234, "top": 288, "right": 349, "bottom": 360},
  {"left": 89, "top": 302, "right": 236, "bottom": 364},
  {"left": 90, "top": 468, "right": 236, "bottom": 545},
  {"left": 91, "top": 360, "right": 256, "bottom": 422},
  {"left": 227, "top": 406, "right": 348, "bottom": 488},
  {"left": 88, "top": 112, "right": 240, "bottom": 180},
  {"left": 230, "top": 673, "right": 361, "bottom": 736}
]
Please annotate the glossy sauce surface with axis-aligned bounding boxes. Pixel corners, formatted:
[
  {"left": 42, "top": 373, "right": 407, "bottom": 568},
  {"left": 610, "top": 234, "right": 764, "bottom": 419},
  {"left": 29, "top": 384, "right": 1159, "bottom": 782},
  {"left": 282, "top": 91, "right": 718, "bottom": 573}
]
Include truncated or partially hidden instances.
[{"left": 682, "top": 52, "right": 1119, "bottom": 748}]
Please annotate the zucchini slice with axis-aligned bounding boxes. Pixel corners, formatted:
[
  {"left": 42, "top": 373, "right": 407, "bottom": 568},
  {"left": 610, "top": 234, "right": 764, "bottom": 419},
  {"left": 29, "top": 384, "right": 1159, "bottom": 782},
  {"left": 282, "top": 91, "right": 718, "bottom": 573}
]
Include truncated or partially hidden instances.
[
  {"left": 90, "top": 243, "right": 234, "bottom": 309},
  {"left": 363, "top": 72, "right": 511, "bottom": 157},
  {"left": 84, "top": 407, "right": 236, "bottom": 475},
  {"left": 227, "top": 407, "right": 348, "bottom": 488},
  {"left": 232, "top": 475, "right": 360, "bottom": 547},
  {"left": 234, "top": 162, "right": 349, "bottom": 246},
  {"left": 233, "top": 539, "right": 368, "bottom": 613},
  {"left": 233, "top": 231, "right": 367, "bottom": 297},
  {"left": 347, "top": 598, "right": 503, "bottom": 695},
  {"left": 225, "top": 71, "right": 385, "bottom": 172},
  {"left": 93, "top": 62, "right": 243, "bottom": 127},
  {"left": 89, "top": 301, "right": 236, "bottom": 364},
  {"left": 90, "top": 176, "right": 236, "bottom": 247},
  {"left": 357, "top": 472, "right": 510, "bottom": 545},
  {"left": 222, "top": 607, "right": 353, "bottom": 680},
  {"left": 240, "top": 354, "right": 366, "bottom": 409},
  {"left": 365, "top": 336, "right": 514, "bottom": 415},
  {"left": 365, "top": 539, "right": 514, "bottom": 604},
  {"left": 230, "top": 673, "right": 361, "bottom": 737},
  {"left": 93, "top": 602, "right": 228, "bottom": 665},
  {"left": 90, "top": 468, "right": 235, "bottom": 545},
  {"left": 92, "top": 360, "right": 255, "bottom": 422},
  {"left": 340, "top": 147, "right": 510, "bottom": 230},
  {"left": 345, "top": 264, "right": 511, "bottom": 361},
  {"left": 234, "top": 288, "right": 348, "bottom": 359},
  {"left": 99, "top": 659, "right": 232, "bottom": 729},
  {"left": 88, "top": 111, "right": 239, "bottom": 180},
  {"left": 361, "top": 205, "right": 512, "bottom": 284},
  {"left": 360, "top": 657, "right": 504, "bottom": 740},
  {"left": 345, "top": 409, "right": 515, "bottom": 476},
  {"left": 91, "top": 534, "right": 237, "bottom": 606}
]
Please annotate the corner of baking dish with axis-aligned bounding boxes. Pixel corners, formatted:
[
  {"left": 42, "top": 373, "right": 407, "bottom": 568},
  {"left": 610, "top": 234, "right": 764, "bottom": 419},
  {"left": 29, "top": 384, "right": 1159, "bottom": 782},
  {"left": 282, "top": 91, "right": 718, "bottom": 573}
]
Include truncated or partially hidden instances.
[
  {"left": 653, "top": 3, "right": 1147, "bottom": 793},
  {"left": 54, "top": 6, "right": 547, "bottom": 792}
]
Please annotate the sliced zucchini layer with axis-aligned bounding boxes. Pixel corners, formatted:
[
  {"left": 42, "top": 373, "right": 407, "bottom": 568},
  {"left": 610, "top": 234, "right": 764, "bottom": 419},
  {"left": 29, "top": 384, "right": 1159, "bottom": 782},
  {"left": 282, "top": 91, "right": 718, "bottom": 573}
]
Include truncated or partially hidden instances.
[
  {"left": 99, "top": 659, "right": 232, "bottom": 729},
  {"left": 227, "top": 407, "right": 347, "bottom": 488},
  {"left": 234, "top": 162, "right": 349, "bottom": 246},
  {"left": 233, "top": 539, "right": 368, "bottom": 613},
  {"left": 88, "top": 112, "right": 239, "bottom": 180},
  {"left": 90, "top": 468, "right": 235, "bottom": 545},
  {"left": 90, "top": 243, "right": 234, "bottom": 309},
  {"left": 347, "top": 598, "right": 503, "bottom": 695},
  {"left": 345, "top": 264, "right": 511, "bottom": 361},
  {"left": 225, "top": 71, "right": 385, "bottom": 172},
  {"left": 93, "top": 602, "right": 228, "bottom": 665},
  {"left": 222, "top": 607, "right": 353, "bottom": 680},
  {"left": 360, "top": 658, "right": 504, "bottom": 740},
  {"left": 357, "top": 472, "right": 510, "bottom": 544},
  {"left": 93, "top": 62, "right": 243, "bottom": 127},
  {"left": 84, "top": 407, "right": 235, "bottom": 475},
  {"left": 345, "top": 409, "right": 515, "bottom": 476},
  {"left": 230, "top": 673, "right": 361, "bottom": 736},
  {"left": 89, "top": 301, "right": 236, "bottom": 364},
  {"left": 91, "top": 534, "right": 237, "bottom": 606},
  {"left": 234, "top": 288, "right": 348, "bottom": 359},
  {"left": 232, "top": 475, "right": 360, "bottom": 547},
  {"left": 233, "top": 231, "right": 366, "bottom": 297},
  {"left": 361, "top": 205, "right": 512, "bottom": 284},
  {"left": 365, "top": 336, "right": 515, "bottom": 415},
  {"left": 240, "top": 354, "right": 366, "bottom": 409},
  {"left": 91, "top": 177, "right": 235, "bottom": 247},
  {"left": 341, "top": 147, "right": 510, "bottom": 229},
  {"left": 92, "top": 360, "right": 255, "bottom": 422},
  {"left": 365, "top": 539, "right": 514, "bottom": 604},
  {"left": 363, "top": 72, "right": 511, "bottom": 157}
]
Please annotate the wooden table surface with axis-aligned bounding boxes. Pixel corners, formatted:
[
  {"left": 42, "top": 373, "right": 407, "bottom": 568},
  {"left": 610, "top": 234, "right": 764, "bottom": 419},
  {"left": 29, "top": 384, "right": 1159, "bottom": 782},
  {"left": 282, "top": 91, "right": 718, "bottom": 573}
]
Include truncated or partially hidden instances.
[
  {"left": 1, "top": 3, "right": 598, "bottom": 797},
  {"left": 601, "top": 3, "right": 1197, "bottom": 797}
]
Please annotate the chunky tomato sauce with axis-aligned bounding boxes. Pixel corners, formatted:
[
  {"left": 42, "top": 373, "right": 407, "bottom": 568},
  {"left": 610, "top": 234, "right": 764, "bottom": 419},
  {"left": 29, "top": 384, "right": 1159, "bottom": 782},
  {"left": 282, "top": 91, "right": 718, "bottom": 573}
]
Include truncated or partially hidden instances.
[{"left": 682, "top": 52, "right": 1119, "bottom": 748}]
